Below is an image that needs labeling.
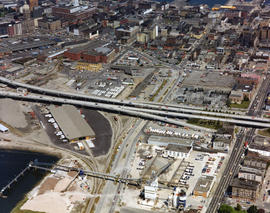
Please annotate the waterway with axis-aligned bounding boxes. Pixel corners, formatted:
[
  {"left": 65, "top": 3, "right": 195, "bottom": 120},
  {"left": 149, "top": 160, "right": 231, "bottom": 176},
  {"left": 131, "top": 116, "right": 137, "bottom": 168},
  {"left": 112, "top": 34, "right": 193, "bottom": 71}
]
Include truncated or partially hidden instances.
[
  {"left": 155, "top": 0, "right": 229, "bottom": 7},
  {"left": 187, "top": 0, "right": 228, "bottom": 8},
  {"left": 0, "top": 149, "right": 59, "bottom": 212}
]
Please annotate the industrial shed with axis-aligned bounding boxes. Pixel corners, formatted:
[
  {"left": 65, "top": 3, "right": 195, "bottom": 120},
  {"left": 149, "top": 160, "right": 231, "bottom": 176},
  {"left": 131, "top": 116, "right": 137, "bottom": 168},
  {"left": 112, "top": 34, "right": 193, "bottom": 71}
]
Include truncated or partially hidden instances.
[{"left": 48, "top": 105, "right": 95, "bottom": 142}]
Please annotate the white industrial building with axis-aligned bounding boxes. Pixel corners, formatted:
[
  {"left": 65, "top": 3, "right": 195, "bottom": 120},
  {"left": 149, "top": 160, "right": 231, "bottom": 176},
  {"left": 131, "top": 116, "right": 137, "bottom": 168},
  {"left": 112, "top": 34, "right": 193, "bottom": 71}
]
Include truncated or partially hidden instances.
[
  {"left": 0, "top": 124, "right": 8, "bottom": 133},
  {"left": 163, "top": 144, "right": 192, "bottom": 159},
  {"left": 144, "top": 178, "right": 158, "bottom": 200}
]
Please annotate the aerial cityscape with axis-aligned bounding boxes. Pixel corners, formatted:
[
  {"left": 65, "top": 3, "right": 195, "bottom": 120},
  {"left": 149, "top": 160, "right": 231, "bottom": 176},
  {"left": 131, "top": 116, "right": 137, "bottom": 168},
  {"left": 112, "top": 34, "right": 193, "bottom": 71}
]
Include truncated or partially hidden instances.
[{"left": 0, "top": 0, "right": 270, "bottom": 212}]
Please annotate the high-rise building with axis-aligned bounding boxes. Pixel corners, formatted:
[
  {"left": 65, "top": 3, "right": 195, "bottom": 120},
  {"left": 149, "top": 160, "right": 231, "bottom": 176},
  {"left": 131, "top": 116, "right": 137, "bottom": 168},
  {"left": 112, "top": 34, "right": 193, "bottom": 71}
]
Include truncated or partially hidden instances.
[
  {"left": 22, "top": 1, "right": 30, "bottom": 19},
  {"left": 29, "top": 0, "right": 38, "bottom": 11},
  {"left": 259, "top": 20, "right": 270, "bottom": 41}
]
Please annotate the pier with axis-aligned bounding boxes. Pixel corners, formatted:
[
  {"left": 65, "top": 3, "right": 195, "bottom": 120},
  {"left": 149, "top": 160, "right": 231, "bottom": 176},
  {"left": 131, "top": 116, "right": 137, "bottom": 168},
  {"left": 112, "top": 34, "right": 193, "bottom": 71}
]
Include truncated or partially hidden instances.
[
  {"left": 29, "top": 161, "right": 142, "bottom": 187},
  {"left": 0, "top": 164, "right": 31, "bottom": 198},
  {"left": 0, "top": 160, "right": 178, "bottom": 198}
]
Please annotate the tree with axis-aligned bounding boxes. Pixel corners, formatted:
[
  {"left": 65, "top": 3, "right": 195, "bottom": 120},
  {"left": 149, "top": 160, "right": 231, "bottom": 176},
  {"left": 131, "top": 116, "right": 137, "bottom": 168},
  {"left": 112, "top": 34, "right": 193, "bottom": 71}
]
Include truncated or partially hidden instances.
[
  {"left": 244, "top": 95, "right": 249, "bottom": 102},
  {"left": 235, "top": 203, "right": 242, "bottom": 211},
  {"left": 226, "top": 99, "right": 231, "bottom": 107},
  {"left": 247, "top": 205, "right": 258, "bottom": 213},
  {"left": 218, "top": 204, "right": 234, "bottom": 213}
]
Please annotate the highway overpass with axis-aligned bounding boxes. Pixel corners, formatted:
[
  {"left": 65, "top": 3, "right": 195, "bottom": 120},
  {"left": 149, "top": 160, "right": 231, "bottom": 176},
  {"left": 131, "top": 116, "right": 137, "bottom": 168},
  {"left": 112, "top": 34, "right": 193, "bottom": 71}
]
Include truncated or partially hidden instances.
[
  {"left": 0, "top": 77, "right": 269, "bottom": 124},
  {"left": 0, "top": 91, "right": 217, "bottom": 132},
  {"left": 1, "top": 90, "right": 270, "bottom": 129}
]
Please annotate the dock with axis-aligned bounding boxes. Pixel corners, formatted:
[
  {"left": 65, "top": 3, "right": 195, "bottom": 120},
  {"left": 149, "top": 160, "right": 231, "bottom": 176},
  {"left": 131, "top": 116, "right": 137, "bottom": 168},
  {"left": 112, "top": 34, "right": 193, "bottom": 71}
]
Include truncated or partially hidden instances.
[{"left": 0, "top": 164, "right": 31, "bottom": 198}]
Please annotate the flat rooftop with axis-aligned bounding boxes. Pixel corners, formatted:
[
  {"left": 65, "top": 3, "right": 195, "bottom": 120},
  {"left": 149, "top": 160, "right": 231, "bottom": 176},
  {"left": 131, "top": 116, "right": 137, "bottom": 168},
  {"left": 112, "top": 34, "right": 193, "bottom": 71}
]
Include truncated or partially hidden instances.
[
  {"left": 194, "top": 176, "right": 214, "bottom": 193},
  {"left": 49, "top": 104, "right": 95, "bottom": 141},
  {"left": 166, "top": 144, "right": 192, "bottom": 153},
  {"left": 231, "top": 178, "right": 259, "bottom": 190},
  {"left": 142, "top": 156, "right": 171, "bottom": 180},
  {"left": 7, "top": 40, "right": 56, "bottom": 52},
  {"left": 68, "top": 41, "right": 113, "bottom": 55},
  {"left": 182, "top": 71, "right": 236, "bottom": 90},
  {"left": 148, "top": 135, "right": 193, "bottom": 147}
]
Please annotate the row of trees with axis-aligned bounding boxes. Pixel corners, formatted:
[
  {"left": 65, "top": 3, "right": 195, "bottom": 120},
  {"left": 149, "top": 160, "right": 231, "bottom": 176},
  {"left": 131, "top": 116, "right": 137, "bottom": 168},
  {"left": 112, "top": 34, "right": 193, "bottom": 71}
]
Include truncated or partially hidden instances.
[{"left": 219, "top": 204, "right": 265, "bottom": 213}]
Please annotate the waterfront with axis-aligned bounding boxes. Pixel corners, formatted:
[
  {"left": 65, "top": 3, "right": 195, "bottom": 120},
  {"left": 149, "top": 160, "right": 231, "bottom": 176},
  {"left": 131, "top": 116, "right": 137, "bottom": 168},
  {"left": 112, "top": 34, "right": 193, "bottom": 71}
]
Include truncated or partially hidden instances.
[
  {"left": 156, "top": 0, "right": 229, "bottom": 8},
  {"left": 188, "top": 0, "right": 228, "bottom": 7},
  {"left": 0, "top": 150, "right": 58, "bottom": 213}
]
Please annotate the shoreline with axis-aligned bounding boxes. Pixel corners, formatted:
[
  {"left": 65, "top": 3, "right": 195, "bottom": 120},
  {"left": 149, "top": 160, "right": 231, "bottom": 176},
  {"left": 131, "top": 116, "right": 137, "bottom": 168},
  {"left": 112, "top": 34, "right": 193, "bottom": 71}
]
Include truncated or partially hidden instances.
[
  {"left": 171, "top": 0, "right": 232, "bottom": 8},
  {"left": 0, "top": 143, "right": 63, "bottom": 159},
  {"left": 0, "top": 143, "right": 63, "bottom": 213},
  {"left": 0, "top": 140, "right": 96, "bottom": 213}
]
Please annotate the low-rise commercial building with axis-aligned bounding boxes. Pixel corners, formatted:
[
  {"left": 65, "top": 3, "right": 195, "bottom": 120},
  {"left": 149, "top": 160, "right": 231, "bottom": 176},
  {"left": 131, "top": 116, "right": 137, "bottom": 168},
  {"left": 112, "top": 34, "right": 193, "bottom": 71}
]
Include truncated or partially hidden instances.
[
  {"left": 238, "top": 166, "right": 264, "bottom": 183},
  {"left": 248, "top": 137, "right": 270, "bottom": 157},
  {"left": 231, "top": 178, "right": 259, "bottom": 202},
  {"left": 243, "top": 152, "right": 268, "bottom": 170},
  {"left": 193, "top": 176, "right": 215, "bottom": 198},
  {"left": 38, "top": 17, "right": 61, "bottom": 32},
  {"left": 148, "top": 135, "right": 193, "bottom": 147},
  {"left": 229, "top": 90, "right": 244, "bottom": 104}
]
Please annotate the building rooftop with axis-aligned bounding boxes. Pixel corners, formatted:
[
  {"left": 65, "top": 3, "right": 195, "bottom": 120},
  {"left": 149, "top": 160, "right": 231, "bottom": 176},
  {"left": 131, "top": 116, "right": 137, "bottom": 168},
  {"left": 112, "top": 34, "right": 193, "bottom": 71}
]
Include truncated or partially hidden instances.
[
  {"left": 165, "top": 144, "right": 192, "bottom": 153},
  {"left": 142, "top": 156, "right": 171, "bottom": 180},
  {"left": 231, "top": 178, "right": 259, "bottom": 190},
  {"left": 66, "top": 40, "right": 113, "bottom": 56},
  {"left": 0, "top": 123, "right": 8, "bottom": 132},
  {"left": 239, "top": 166, "right": 264, "bottom": 176},
  {"left": 48, "top": 104, "right": 95, "bottom": 141},
  {"left": 6, "top": 40, "right": 56, "bottom": 52},
  {"left": 194, "top": 176, "right": 214, "bottom": 193},
  {"left": 148, "top": 135, "right": 194, "bottom": 147}
]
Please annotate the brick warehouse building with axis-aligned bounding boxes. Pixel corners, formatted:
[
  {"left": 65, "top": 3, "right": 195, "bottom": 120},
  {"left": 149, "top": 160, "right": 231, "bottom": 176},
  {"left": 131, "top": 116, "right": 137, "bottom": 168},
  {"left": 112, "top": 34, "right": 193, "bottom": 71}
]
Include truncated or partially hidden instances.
[
  {"left": 64, "top": 40, "right": 118, "bottom": 63},
  {"left": 52, "top": 5, "right": 96, "bottom": 24}
]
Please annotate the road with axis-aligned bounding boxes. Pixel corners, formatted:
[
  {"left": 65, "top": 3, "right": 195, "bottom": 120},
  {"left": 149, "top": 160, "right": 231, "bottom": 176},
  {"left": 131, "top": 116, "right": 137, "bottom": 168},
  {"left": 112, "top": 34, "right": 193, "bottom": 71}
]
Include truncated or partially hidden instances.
[
  {"left": 2, "top": 90, "right": 270, "bottom": 128},
  {"left": 206, "top": 75, "right": 270, "bottom": 212},
  {"left": 100, "top": 24, "right": 215, "bottom": 211},
  {"left": 95, "top": 120, "right": 147, "bottom": 213},
  {"left": 0, "top": 90, "right": 223, "bottom": 131},
  {"left": 108, "top": 120, "right": 147, "bottom": 213},
  {"left": 0, "top": 76, "right": 252, "bottom": 116}
]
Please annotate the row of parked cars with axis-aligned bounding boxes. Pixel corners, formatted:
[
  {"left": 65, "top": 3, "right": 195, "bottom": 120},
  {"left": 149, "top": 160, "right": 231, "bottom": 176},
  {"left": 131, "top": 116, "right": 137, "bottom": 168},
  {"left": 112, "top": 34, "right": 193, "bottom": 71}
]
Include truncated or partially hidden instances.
[
  {"left": 179, "top": 165, "right": 194, "bottom": 185},
  {"left": 45, "top": 113, "right": 68, "bottom": 143}
]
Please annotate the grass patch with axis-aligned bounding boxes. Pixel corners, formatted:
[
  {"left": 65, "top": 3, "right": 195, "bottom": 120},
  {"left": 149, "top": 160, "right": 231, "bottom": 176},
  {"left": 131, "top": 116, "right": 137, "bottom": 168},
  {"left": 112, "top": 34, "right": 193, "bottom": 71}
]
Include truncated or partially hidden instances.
[
  {"left": 258, "top": 128, "right": 270, "bottom": 137},
  {"left": 187, "top": 118, "right": 223, "bottom": 130},
  {"left": 11, "top": 197, "right": 46, "bottom": 213},
  {"left": 230, "top": 100, "right": 250, "bottom": 109}
]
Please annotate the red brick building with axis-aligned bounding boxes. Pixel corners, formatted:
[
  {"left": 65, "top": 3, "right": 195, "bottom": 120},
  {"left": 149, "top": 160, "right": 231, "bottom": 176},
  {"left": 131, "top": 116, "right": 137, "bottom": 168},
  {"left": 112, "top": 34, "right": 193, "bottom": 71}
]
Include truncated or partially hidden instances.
[
  {"left": 64, "top": 41, "right": 116, "bottom": 63},
  {"left": 237, "top": 73, "right": 261, "bottom": 86},
  {"left": 52, "top": 6, "right": 96, "bottom": 24},
  {"left": 64, "top": 50, "right": 82, "bottom": 61}
]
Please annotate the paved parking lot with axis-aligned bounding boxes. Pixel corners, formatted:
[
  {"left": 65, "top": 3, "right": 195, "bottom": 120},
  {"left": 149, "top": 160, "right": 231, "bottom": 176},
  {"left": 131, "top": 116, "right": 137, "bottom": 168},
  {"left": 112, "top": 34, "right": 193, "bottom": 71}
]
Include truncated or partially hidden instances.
[
  {"left": 184, "top": 151, "right": 226, "bottom": 210},
  {"left": 81, "top": 108, "right": 112, "bottom": 157}
]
